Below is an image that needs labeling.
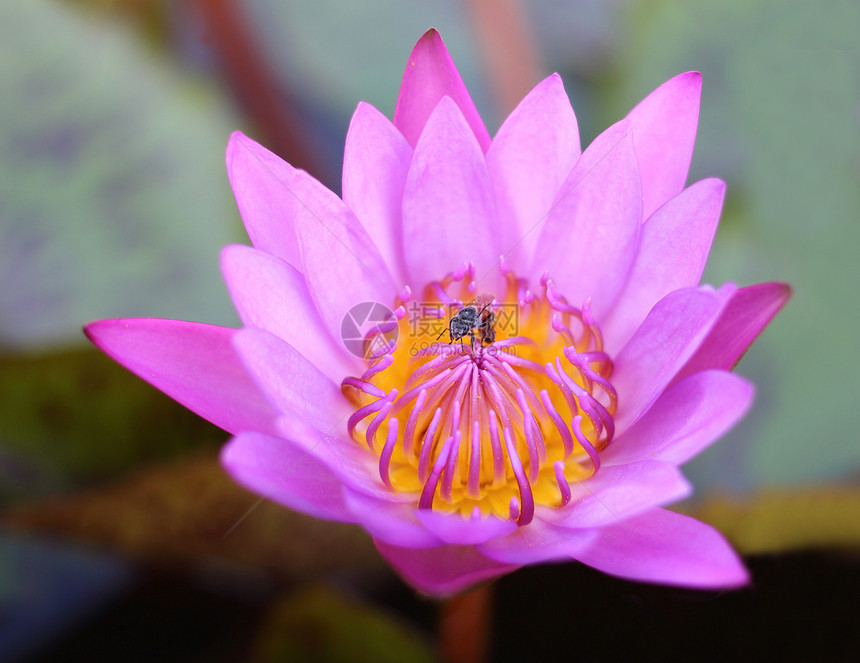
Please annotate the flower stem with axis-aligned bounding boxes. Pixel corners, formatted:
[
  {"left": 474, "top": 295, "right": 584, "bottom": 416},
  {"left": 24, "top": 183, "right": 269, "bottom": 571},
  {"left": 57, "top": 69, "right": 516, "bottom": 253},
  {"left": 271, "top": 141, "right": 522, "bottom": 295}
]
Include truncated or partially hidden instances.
[
  {"left": 195, "top": 0, "right": 323, "bottom": 183},
  {"left": 439, "top": 583, "right": 494, "bottom": 663}
]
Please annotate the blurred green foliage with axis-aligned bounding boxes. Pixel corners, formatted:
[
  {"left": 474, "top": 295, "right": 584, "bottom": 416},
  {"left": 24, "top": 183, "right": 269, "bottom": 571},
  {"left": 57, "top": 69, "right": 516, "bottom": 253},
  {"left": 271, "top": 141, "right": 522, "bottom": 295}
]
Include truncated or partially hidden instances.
[
  {"left": 3, "top": 453, "right": 384, "bottom": 581},
  {"left": 0, "top": 349, "right": 226, "bottom": 494},
  {"left": 60, "top": 0, "right": 171, "bottom": 49},
  {"left": 250, "top": 585, "right": 436, "bottom": 663},
  {"left": 0, "top": 0, "right": 242, "bottom": 350},
  {"left": 693, "top": 488, "right": 860, "bottom": 554}
]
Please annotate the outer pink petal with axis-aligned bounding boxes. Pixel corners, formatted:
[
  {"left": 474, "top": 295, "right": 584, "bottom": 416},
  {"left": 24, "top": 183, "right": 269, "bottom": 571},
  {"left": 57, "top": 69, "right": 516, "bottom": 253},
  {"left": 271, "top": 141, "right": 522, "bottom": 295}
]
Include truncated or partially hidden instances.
[
  {"left": 537, "top": 461, "right": 691, "bottom": 529},
  {"left": 612, "top": 286, "right": 726, "bottom": 434},
  {"left": 602, "top": 370, "right": 754, "bottom": 467},
  {"left": 477, "top": 518, "right": 595, "bottom": 565},
  {"left": 393, "top": 29, "right": 491, "bottom": 152},
  {"left": 342, "top": 102, "right": 412, "bottom": 282},
  {"left": 84, "top": 319, "right": 278, "bottom": 436},
  {"left": 221, "top": 245, "right": 357, "bottom": 382},
  {"left": 414, "top": 510, "right": 517, "bottom": 546},
  {"left": 571, "top": 507, "right": 749, "bottom": 589},
  {"left": 603, "top": 178, "right": 726, "bottom": 353},
  {"left": 402, "top": 97, "right": 501, "bottom": 288},
  {"left": 626, "top": 72, "right": 702, "bottom": 219},
  {"left": 531, "top": 132, "right": 642, "bottom": 321},
  {"left": 343, "top": 488, "right": 442, "bottom": 548},
  {"left": 227, "top": 132, "right": 396, "bottom": 337},
  {"left": 674, "top": 282, "right": 792, "bottom": 383},
  {"left": 487, "top": 74, "right": 580, "bottom": 271},
  {"left": 232, "top": 328, "right": 349, "bottom": 436},
  {"left": 221, "top": 431, "right": 356, "bottom": 522},
  {"left": 375, "top": 540, "right": 521, "bottom": 596}
]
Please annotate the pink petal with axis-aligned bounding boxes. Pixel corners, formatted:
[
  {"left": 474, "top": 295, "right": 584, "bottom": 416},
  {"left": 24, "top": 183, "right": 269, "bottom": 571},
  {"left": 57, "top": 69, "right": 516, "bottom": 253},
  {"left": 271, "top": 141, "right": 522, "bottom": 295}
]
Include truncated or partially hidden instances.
[
  {"left": 227, "top": 132, "right": 396, "bottom": 336},
  {"left": 375, "top": 539, "right": 521, "bottom": 596},
  {"left": 626, "top": 72, "right": 702, "bottom": 219},
  {"left": 343, "top": 488, "right": 442, "bottom": 548},
  {"left": 225, "top": 131, "right": 305, "bottom": 268},
  {"left": 571, "top": 507, "right": 749, "bottom": 589},
  {"left": 612, "top": 287, "right": 725, "bottom": 434},
  {"left": 401, "top": 97, "right": 501, "bottom": 288},
  {"left": 604, "top": 178, "right": 726, "bottom": 353},
  {"left": 531, "top": 132, "right": 642, "bottom": 321},
  {"left": 674, "top": 282, "right": 792, "bottom": 383},
  {"left": 414, "top": 510, "right": 517, "bottom": 546},
  {"left": 221, "top": 245, "right": 358, "bottom": 382},
  {"left": 602, "top": 370, "right": 754, "bottom": 467},
  {"left": 221, "top": 431, "right": 355, "bottom": 522},
  {"left": 84, "top": 319, "right": 278, "bottom": 436},
  {"left": 393, "top": 29, "right": 491, "bottom": 152},
  {"left": 537, "top": 461, "right": 691, "bottom": 529},
  {"left": 275, "top": 416, "right": 413, "bottom": 505},
  {"left": 477, "top": 518, "right": 595, "bottom": 565},
  {"left": 342, "top": 102, "right": 413, "bottom": 282},
  {"left": 232, "top": 328, "right": 349, "bottom": 436},
  {"left": 487, "top": 74, "right": 580, "bottom": 272}
]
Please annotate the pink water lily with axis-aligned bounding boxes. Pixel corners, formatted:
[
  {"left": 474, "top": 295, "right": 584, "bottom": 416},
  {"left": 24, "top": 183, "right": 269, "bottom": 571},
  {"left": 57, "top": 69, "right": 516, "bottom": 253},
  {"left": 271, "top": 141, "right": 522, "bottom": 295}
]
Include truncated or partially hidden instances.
[{"left": 86, "top": 29, "right": 789, "bottom": 596}]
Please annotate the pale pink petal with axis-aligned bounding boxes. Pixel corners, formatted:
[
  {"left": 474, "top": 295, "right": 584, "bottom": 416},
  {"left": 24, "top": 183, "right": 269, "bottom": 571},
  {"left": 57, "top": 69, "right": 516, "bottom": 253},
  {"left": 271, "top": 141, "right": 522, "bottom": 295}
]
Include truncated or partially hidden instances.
[
  {"left": 221, "top": 244, "right": 358, "bottom": 382},
  {"left": 477, "top": 518, "right": 595, "bottom": 565},
  {"left": 604, "top": 178, "right": 726, "bottom": 353},
  {"left": 627, "top": 72, "right": 702, "bottom": 219},
  {"left": 225, "top": 131, "right": 305, "bottom": 267},
  {"left": 602, "top": 370, "right": 754, "bottom": 467},
  {"left": 342, "top": 102, "right": 412, "bottom": 281},
  {"left": 402, "top": 97, "right": 501, "bottom": 288},
  {"left": 375, "top": 540, "right": 521, "bottom": 596},
  {"left": 531, "top": 132, "right": 641, "bottom": 320},
  {"left": 487, "top": 74, "right": 581, "bottom": 271},
  {"left": 275, "top": 416, "right": 415, "bottom": 505},
  {"left": 537, "top": 461, "right": 691, "bottom": 529},
  {"left": 612, "top": 287, "right": 724, "bottom": 434},
  {"left": 393, "top": 29, "right": 491, "bottom": 152},
  {"left": 227, "top": 132, "right": 396, "bottom": 337},
  {"left": 232, "top": 328, "right": 349, "bottom": 435},
  {"left": 344, "top": 488, "right": 442, "bottom": 548},
  {"left": 221, "top": 431, "right": 356, "bottom": 522},
  {"left": 414, "top": 510, "right": 517, "bottom": 546},
  {"left": 674, "top": 282, "right": 792, "bottom": 382},
  {"left": 85, "top": 319, "right": 278, "bottom": 436},
  {"left": 572, "top": 507, "right": 749, "bottom": 589}
]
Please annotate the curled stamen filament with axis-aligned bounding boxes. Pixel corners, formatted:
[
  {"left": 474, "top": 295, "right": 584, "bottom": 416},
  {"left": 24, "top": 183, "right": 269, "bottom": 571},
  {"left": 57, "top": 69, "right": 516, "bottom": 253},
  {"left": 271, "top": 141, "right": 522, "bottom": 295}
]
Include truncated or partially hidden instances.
[{"left": 342, "top": 269, "right": 616, "bottom": 523}]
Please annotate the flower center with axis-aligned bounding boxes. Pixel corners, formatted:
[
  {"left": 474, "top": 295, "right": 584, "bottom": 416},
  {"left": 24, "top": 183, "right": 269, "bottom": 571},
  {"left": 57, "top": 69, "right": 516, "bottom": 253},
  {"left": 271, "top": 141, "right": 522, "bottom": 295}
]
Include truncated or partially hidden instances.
[{"left": 341, "top": 262, "right": 616, "bottom": 525}]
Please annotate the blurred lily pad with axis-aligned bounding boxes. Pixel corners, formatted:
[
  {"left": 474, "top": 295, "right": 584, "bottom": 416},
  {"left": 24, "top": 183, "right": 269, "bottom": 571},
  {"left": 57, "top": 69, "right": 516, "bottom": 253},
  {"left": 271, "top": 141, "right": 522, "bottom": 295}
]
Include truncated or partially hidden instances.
[
  {"left": 0, "top": 0, "right": 242, "bottom": 350},
  {"left": 59, "top": 0, "right": 171, "bottom": 49},
  {"left": 689, "top": 488, "right": 860, "bottom": 555},
  {"left": 250, "top": 585, "right": 436, "bottom": 663},
  {"left": 1, "top": 452, "right": 385, "bottom": 581},
  {"left": 0, "top": 348, "right": 226, "bottom": 490}
]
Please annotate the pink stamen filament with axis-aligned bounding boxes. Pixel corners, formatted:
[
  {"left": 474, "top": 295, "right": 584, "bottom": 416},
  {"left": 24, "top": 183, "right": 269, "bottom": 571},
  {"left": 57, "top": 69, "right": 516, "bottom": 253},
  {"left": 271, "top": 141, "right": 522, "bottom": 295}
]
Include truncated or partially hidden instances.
[
  {"left": 554, "top": 461, "right": 572, "bottom": 506},
  {"left": 343, "top": 269, "right": 616, "bottom": 525},
  {"left": 379, "top": 418, "right": 398, "bottom": 488}
]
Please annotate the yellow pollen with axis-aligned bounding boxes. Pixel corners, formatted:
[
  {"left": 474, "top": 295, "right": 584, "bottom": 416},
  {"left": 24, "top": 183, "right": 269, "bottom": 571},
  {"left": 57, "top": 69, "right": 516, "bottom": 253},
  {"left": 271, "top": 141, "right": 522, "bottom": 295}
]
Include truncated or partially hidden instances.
[{"left": 342, "top": 264, "right": 616, "bottom": 525}]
